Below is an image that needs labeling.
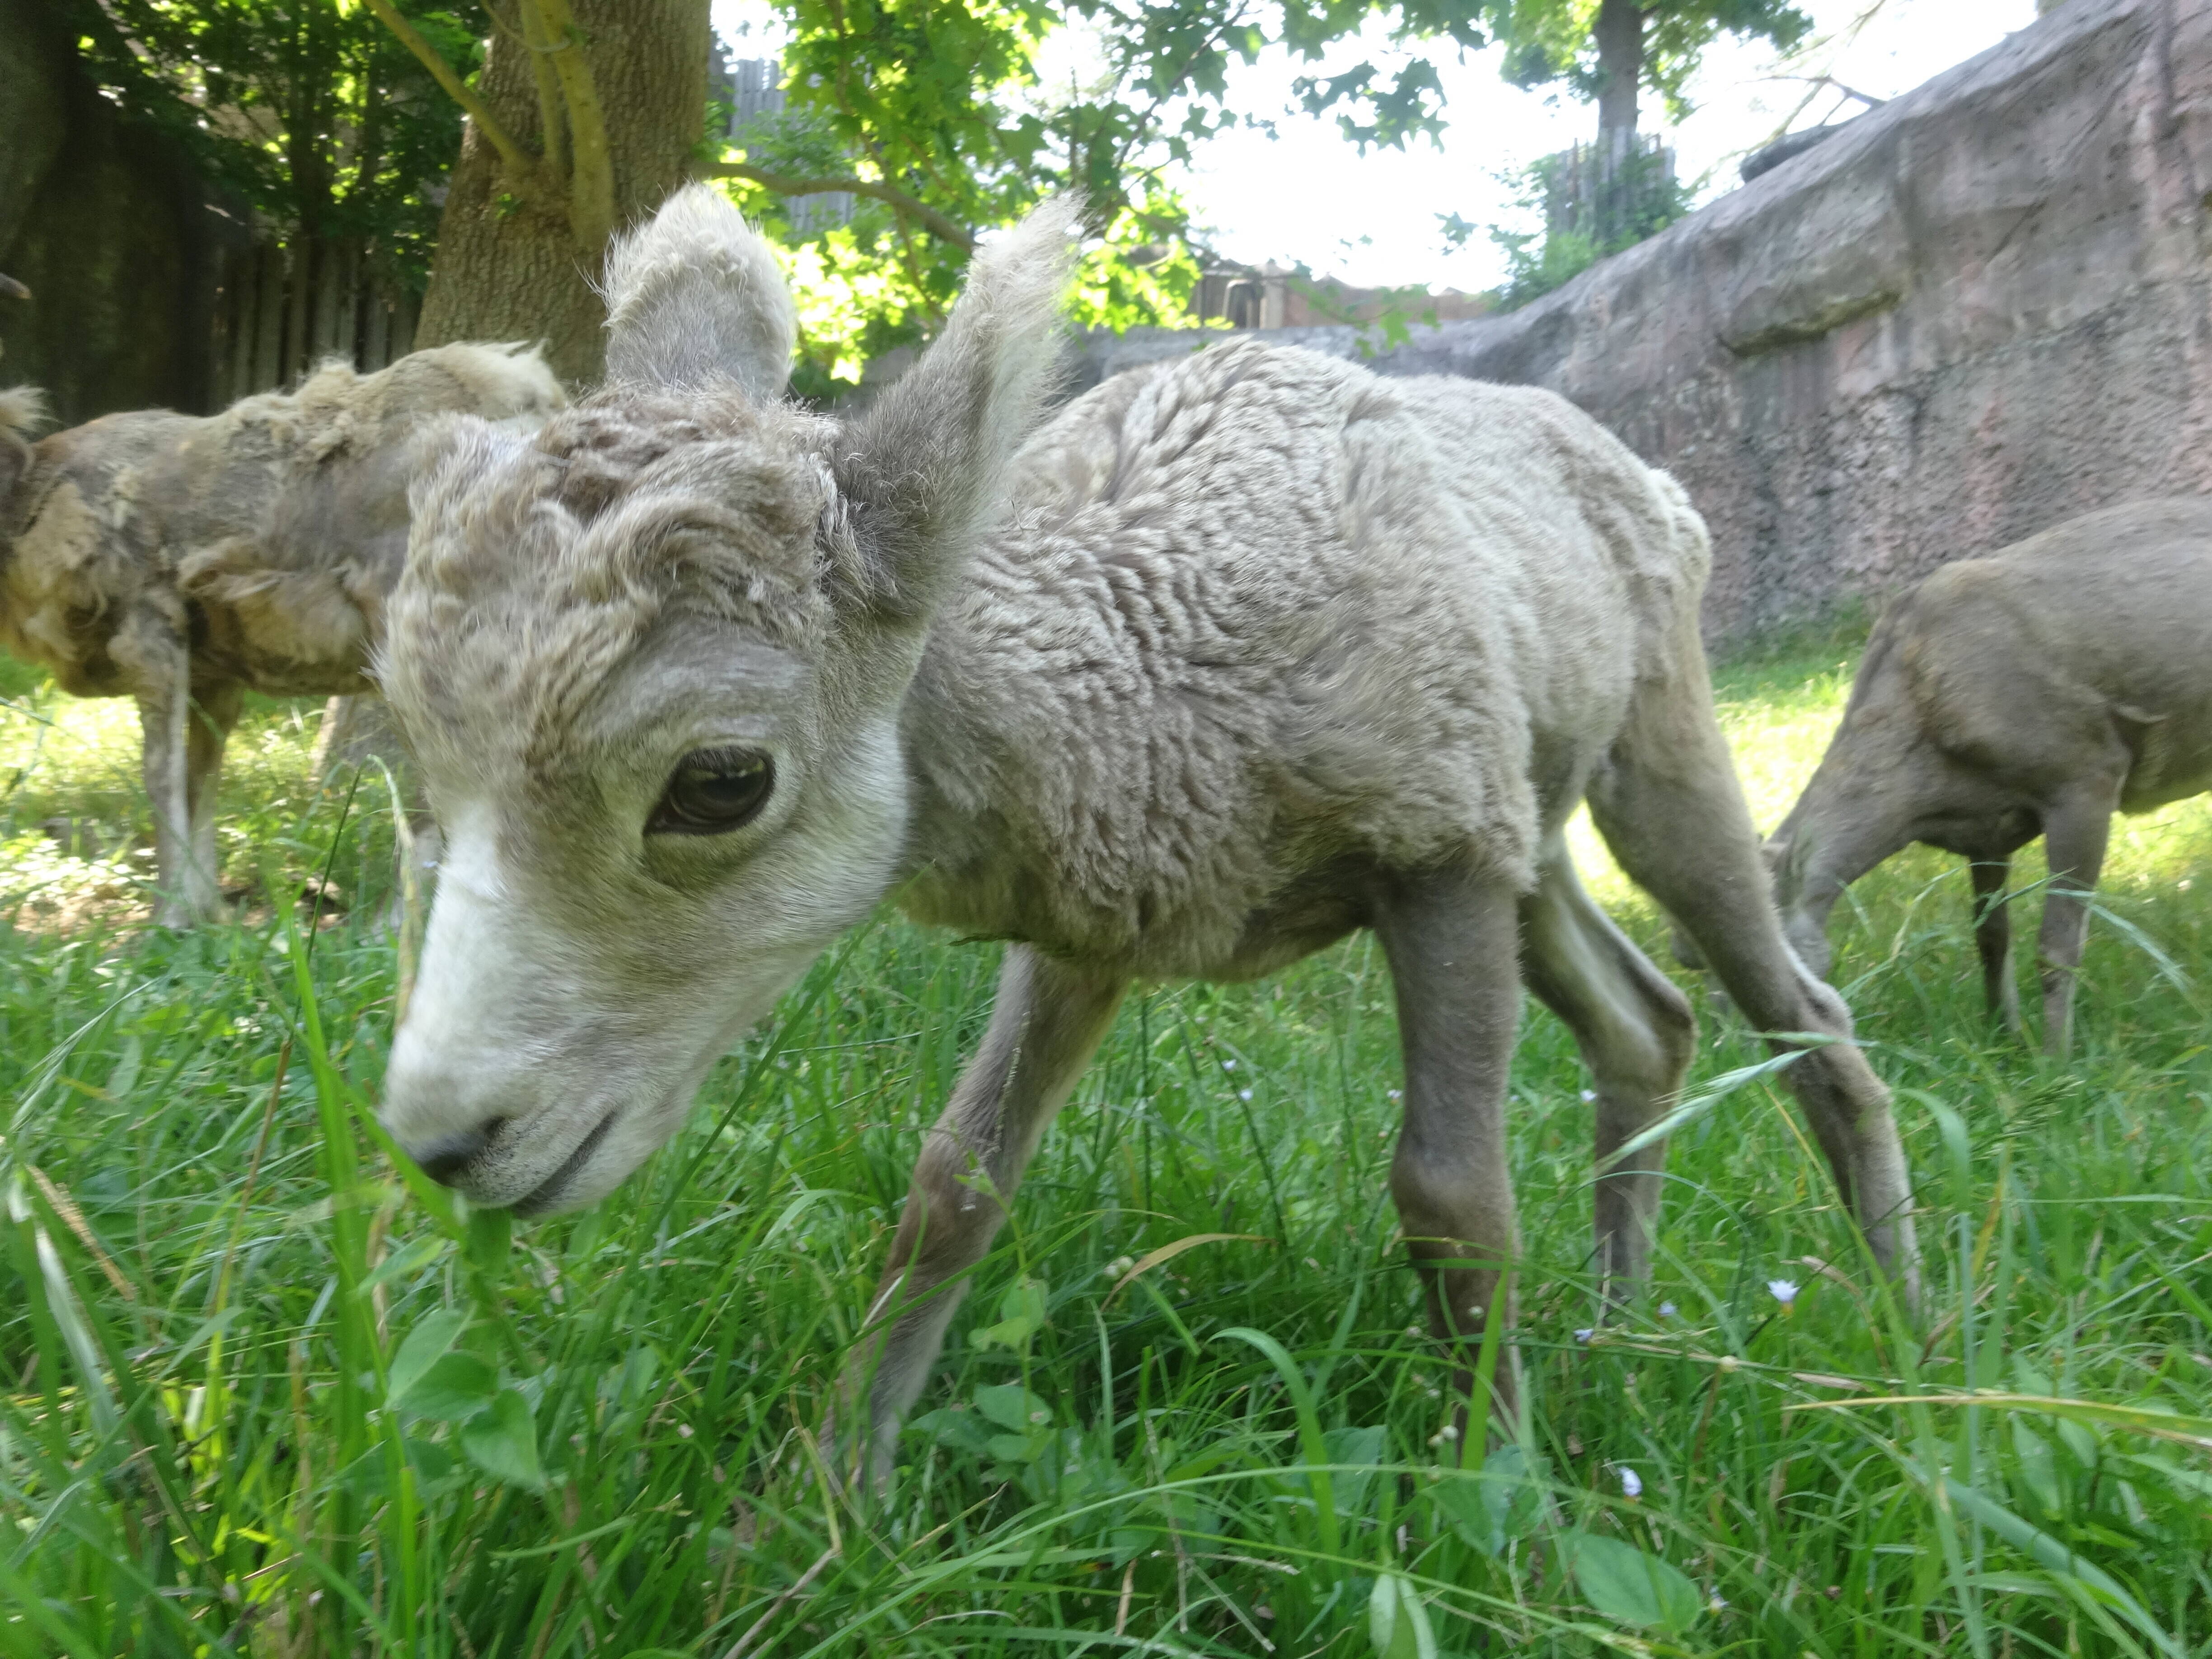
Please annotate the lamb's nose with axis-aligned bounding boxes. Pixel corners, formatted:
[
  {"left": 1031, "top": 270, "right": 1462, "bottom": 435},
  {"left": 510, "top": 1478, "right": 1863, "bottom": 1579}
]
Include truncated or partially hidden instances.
[{"left": 410, "top": 1125, "right": 495, "bottom": 1186}]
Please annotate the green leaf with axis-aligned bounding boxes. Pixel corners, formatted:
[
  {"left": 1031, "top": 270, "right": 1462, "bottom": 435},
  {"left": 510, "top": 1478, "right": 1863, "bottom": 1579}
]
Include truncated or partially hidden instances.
[
  {"left": 1324, "top": 1424, "right": 1387, "bottom": 1518},
  {"left": 1429, "top": 1445, "right": 1548, "bottom": 1555},
  {"left": 1564, "top": 1532, "right": 1703, "bottom": 1635},
  {"left": 908, "top": 1406, "right": 994, "bottom": 1456},
  {"left": 972, "top": 1382, "right": 1049, "bottom": 1434},
  {"left": 359, "top": 1234, "right": 453, "bottom": 1298},
  {"left": 460, "top": 1388, "right": 545, "bottom": 1489},
  {"left": 386, "top": 1308, "right": 468, "bottom": 1407},
  {"left": 1367, "top": 1570, "right": 1438, "bottom": 1659},
  {"left": 970, "top": 1277, "right": 1047, "bottom": 1351},
  {"left": 394, "top": 1350, "right": 498, "bottom": 1421}
]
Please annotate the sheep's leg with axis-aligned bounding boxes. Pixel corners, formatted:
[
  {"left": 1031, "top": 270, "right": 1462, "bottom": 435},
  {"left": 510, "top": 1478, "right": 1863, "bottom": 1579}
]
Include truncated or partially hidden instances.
[
  {"left": 184, "top": 681, "right": 243, "bottom": 914},
  {"left": 1968, "top": 856, "right": 2023, "bottom": 1037},
  {"left": 1589, "top": 663, "right": 1919, "bottom": 1308},
  {"left": 2035, "top": 797, "right": 2114, "bottom": 1060},
  {"left": 134, "top": 650, "right": 221, "bottom": 928},
  {"left": 845, "top": 946, "right": 1126, "bottom": 1481},
  {"left": 1518, "top": 839, "right": 1696, "bottom": 1303},
  {"left": 1373, "top": 862, "right": 1525, "bottom": 1427}
]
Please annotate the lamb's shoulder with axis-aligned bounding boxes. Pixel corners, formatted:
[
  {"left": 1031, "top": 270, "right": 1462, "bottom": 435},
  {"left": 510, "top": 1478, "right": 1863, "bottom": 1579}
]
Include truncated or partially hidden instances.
[{"left": 909, "top": 345, "right": 1675, "bottom": 973}]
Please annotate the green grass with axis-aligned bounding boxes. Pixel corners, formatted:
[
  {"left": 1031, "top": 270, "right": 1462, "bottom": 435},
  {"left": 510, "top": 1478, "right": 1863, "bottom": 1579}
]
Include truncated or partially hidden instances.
[{"left": 3, "top": 635, "right": 2211, "bottom": 1659}]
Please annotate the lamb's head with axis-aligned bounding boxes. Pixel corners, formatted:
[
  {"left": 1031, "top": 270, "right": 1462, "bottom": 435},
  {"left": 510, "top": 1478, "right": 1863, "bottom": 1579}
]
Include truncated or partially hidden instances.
[{"left": 377, "top": 184, "right": 1073, "bottom": 1214}]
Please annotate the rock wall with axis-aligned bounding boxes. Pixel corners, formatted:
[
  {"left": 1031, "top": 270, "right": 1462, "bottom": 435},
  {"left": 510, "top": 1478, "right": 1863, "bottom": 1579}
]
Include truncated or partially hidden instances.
[
  {"left": 1073, "top": 0, "right": 2212, "bottom": 643},
  {"left": 0, "top": 0, "right": 239, "bottom": 424}
]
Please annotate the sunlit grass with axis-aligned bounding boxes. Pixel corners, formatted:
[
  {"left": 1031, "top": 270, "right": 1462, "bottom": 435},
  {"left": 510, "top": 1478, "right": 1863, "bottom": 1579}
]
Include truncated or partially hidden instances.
[{"left": 3, "top": 632, "right": 2210, "bottom": 1658}]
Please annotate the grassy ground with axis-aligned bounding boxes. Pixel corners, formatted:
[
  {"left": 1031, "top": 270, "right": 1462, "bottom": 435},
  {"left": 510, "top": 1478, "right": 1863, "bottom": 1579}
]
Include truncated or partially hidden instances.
[{"left": 3, "top": 634, "right": 2210, "bottom": 1659}]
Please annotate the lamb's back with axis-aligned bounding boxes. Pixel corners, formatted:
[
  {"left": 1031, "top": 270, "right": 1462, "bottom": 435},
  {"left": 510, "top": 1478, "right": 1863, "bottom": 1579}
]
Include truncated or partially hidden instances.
[{"left": 906, "top": 341, "right": 1706, "bottom": 974}]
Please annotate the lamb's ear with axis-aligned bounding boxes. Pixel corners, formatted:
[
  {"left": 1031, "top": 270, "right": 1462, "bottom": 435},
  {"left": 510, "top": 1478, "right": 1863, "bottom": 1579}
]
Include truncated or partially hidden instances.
[
  {"left": 828, "top": 197, "right": 1077, "bottom": 627},
  {"left": 0, "top": 385, "right": 48, "bottom": 512},
  {"left": 601, "top": 184, "right": 796, "bottom": 401}
]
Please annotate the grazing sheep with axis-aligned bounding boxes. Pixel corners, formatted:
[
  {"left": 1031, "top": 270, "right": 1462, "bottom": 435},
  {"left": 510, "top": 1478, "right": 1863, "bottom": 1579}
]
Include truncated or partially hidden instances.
[
  {"left": 1764, "top": 497, "right": 2212, "bottom": 1057},
  {"left": 0, "top": 345, "right": 565, "bottom": 924},
  {"left": 375, "top": 186, "right": 1918, "bottom": 1477}
]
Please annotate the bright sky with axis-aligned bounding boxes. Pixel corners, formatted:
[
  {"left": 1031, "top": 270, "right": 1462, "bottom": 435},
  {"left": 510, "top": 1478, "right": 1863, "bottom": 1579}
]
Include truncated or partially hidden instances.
[{"left": 709, "top": 0, "right": 2040, "bottom": 292}]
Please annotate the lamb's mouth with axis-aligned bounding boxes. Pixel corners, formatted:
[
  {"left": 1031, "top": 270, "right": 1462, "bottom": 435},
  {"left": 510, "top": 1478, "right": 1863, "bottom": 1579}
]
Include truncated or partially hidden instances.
[{"left": 510, "top": 1110, "right": 617, "bottom": 1217}]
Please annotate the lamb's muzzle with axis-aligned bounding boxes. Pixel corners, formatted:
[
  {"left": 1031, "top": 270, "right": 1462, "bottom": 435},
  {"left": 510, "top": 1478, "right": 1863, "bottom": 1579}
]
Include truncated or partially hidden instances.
[{"left": 378, "top": 182, "right": 1917, "bottom": 1484}]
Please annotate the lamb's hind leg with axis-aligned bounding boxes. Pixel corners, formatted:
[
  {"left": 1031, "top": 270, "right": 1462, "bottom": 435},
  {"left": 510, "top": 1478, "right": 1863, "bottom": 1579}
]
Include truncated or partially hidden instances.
[
  {"left": 1372, "top": 862, "right": 1525, "bottom": 1423},
  {"left": 1587, "top": 651, "right": 1919, "bottom": 1306},
  {"left": 2035, "top": 792, "right": 2116, "bottom": 1060},
  {"left": 1518, "top": 838, "right": 1697, "bottom": 1302},
  {"left": 846, "top": 947, "right": 1126, "bottom": 1481},
  {"left": 122, "top": 627, "right": 221, "bottom": 928},
  {"left": 185, "top": 681, "right": 243, "bottom": 911},
  {"left": 1968, "top": 856, "right": 2023, "bottom": 1037}
]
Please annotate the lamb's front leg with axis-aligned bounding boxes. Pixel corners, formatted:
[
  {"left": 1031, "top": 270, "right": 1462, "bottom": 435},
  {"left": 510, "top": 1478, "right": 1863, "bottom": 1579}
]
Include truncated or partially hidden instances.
[
  {"left": 846, "top": 946, "right": 1126, "bottom": 1480},
  {"left": 1373, "top": 864, "right": 1525, "bottom": 1428}
]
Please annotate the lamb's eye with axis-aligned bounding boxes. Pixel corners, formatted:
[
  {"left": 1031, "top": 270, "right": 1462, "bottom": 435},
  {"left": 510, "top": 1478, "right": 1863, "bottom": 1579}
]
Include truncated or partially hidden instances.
[{"left": 649, "top": 749, "right": 773, "bottom": 835}]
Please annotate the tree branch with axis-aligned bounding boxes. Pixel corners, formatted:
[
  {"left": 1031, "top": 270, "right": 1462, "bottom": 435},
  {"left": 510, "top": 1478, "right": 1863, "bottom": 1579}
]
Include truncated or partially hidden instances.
[
  {"left": 704, "top": 162, "right": 975, "bottom": 252},
  {"left": 511, "top": 0, "right": 570, "bottom": 186},
  {"left": 363, "top": 0, "right": 542, "bottom": 188},
  {"left": 530, "top": 0, "right": 616, "bottom": 253}
]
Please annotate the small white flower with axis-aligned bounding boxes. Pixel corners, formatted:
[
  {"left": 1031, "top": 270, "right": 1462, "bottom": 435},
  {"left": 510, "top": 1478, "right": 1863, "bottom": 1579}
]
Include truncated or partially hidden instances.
[
  {"left": 1709, "top": 1592, "right": 1729, "bottom": 1613},
  {"left": 1387, "top": 1088, "right": 1402, "bottom": 1101},
  {"left": 1105, "top": 1256, "right": 1135, "bottom": 1279},
  {"left": 1767, "top": 1278, "right": 1800, "bottom": 1309},
  {"left": 1580, "top": 1089, "right": 1597, "bottom": 1103},
  {"left": 1617, "top": 1465, "right": 1642, "bottom": 1499},
  {"left": 1658, "top": 1301, "right": 1678, "bottom": 1319},
  {"left": 1574, "top": 1327, "right": 1594, "bottom": 1344},
  {"left": 1222, "top": 1059, "right": 1237, "bottom": 1071},
  {"left": 1238, "top": 1088, "right": 1253, "bottom": 1101}
]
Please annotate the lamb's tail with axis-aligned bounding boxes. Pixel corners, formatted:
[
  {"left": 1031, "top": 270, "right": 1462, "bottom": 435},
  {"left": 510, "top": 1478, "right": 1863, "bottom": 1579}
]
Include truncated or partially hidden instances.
[
  {"left": 0, "top": 385, "right": 47, "bottom": 530},
  {"left": 600, "top": 183, "right": 796, "bottom": 403},
  {"left": 0, "top": 384, "right": 49, "bottom": 439}
]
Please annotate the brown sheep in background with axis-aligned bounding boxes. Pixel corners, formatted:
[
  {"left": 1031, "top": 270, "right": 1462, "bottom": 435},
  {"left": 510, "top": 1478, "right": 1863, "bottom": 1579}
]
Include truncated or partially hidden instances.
[
  {"left": 1765, "top": 497, "right": 2212, "bottom": 1056},
  {"left": 0, "top": 345, "right": 564, "bottom": 924}
]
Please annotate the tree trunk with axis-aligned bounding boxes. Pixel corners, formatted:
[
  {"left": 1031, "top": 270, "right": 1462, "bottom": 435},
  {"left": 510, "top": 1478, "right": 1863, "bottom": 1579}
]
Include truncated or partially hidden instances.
[
  {"left": 1593, "top": 0, "right": 1645, "bottom": 142},
  {"left": 1592, "top": 0, "right": 1645, "bottom": 245},
  {"left": 412, "top": 0, "right": 711, "bottom": 387}
]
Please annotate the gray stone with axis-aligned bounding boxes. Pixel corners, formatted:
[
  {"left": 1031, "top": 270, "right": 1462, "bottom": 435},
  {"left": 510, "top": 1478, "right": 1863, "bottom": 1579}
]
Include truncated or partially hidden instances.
[{"left": 1068, "top": 0, "right": 2212, "bottom": 645}]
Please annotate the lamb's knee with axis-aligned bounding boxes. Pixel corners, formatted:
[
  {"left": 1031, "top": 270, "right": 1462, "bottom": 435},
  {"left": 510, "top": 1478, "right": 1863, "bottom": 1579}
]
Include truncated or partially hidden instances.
[{"left": 1389, "top": 1148, "right": 1515, "bottom": 1252}]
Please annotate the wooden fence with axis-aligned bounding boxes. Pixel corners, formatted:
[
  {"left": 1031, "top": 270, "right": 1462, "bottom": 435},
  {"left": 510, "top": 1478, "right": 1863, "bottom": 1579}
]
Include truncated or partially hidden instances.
[{"left": 208, "top": 238, "right": 420, "bottom": 405}]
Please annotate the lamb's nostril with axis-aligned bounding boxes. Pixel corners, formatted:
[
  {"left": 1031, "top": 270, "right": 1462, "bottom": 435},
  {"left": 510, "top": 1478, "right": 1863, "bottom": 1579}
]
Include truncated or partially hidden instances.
[{"left": 411, "top": 1122, "right": 500, "bottom": 1186}]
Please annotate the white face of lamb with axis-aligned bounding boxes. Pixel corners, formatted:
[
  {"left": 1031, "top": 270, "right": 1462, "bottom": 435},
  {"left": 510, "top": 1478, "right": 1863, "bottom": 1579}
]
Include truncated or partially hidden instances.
[{"left": 377, "top": 637, "right": 909, "bottom": 1214}]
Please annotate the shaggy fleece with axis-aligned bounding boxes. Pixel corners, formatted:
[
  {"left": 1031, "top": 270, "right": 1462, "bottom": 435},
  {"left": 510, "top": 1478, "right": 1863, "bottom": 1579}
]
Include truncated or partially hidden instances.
[{"left": 896, "top": 338, "right": 1713, "bottom": 979}]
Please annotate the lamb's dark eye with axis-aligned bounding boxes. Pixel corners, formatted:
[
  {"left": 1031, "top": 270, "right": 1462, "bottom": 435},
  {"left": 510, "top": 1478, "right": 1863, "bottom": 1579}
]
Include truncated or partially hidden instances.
[{"left": 649, "top": 749, "right": 773, "bottom": 835}]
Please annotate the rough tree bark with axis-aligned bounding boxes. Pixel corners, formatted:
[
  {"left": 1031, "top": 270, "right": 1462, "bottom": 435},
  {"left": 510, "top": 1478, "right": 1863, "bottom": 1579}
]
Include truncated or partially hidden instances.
[
  {"left": 411, "top": 0, "right": 711, "bottom": 386},
  {"left": 1593, "top": 0, "right": 1646, "bottom": 141},
  {"left": 1592, "top": 0, "right": 1646, "bottom": 243}
]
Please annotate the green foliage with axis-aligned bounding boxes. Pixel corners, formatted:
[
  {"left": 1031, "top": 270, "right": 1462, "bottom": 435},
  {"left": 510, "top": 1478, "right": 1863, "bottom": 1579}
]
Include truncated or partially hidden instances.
[
  {"left": 5, "top": 647, "right": 2212, "bottom": 1652},
  {"left": 62, "top": 0, "right": 484, "bottom": 291},
  {"left": 1470, "top": 140, "right": 1695, "bottom": 309},
  {"left": 1490, "top": 0, "right": 1814, "bottom": 125},
  {"left": 727, "top": 0, "right": 1505, "bottom": 388}
]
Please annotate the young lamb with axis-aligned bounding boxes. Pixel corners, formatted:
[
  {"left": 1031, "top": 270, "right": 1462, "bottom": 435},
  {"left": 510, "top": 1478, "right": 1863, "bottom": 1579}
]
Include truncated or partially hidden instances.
[
  {"left": 0, "top": 345, "right": 565, "bottom": 925},
  {"left": 375, "top": 186, "right": 1918, "bottom": 1476},
  {"left": 1763, "top": 497, "right": 2212, "bottom": 1057}
]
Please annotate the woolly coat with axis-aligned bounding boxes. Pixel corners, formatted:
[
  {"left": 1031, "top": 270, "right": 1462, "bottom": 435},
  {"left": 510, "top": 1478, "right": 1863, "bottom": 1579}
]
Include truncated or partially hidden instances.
[
  {"left": 896, "top": 339, "right": 1712, "bottom": 980},
  {"left": 0, "top": 343, "right": 563, "bottom": 699}
]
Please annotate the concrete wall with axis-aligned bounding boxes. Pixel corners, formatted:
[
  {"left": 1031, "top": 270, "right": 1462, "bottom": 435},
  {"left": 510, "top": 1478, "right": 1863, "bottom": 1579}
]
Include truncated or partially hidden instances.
[{"left": 1072, "top": 0, "right": 2212, "bottom": 644}]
